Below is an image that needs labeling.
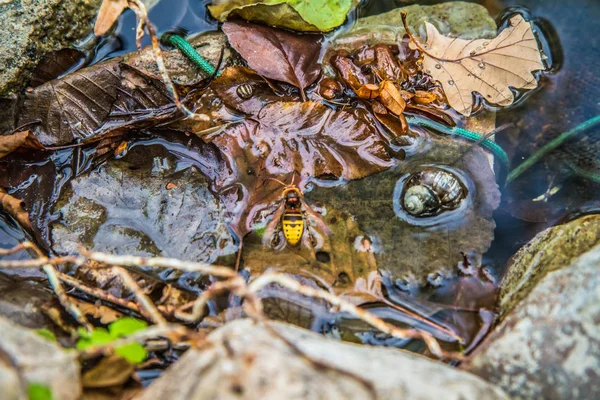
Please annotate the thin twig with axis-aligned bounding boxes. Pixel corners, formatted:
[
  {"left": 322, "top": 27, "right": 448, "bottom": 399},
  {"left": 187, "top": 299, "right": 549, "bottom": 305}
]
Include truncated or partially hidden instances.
[
  {"left": 113, "top": 266, "right": 167, "bottom": 325},
  {"left": 57, "top": 272, "right": 142, "bottom": 314},
  {"left": 247, "top": 273, "right": 460, "bottom": 360},
  {"left": 127, "top": 0, "right": 211, "bottom": 123},
  {"left": 3, "top": 242, "right": 93, "bottom": 331}
]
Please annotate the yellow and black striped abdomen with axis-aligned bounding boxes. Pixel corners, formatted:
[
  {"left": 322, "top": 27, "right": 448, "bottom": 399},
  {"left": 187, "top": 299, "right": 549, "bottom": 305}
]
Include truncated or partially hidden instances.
[{"left": 282, "top": 211, "right": 304, "bottom": 246}]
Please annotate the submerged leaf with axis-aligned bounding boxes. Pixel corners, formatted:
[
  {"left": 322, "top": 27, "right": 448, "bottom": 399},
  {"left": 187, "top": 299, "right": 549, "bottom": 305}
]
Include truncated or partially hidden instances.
[
  {"left": 0, "top": 188, "right": 32, "bottom": 231},
  {"left": 211, "top": 66, "right": 299, "bottom": 115},
  {"left": 305, "top": 135, "right": 501, "bottom": 287},
  {"left": 206, "top": 101, "right": 394, "bottom": 235},
  {"left": 408, "top": 14, "right": 545, "bottom": 116},
  {"left": 222, "top": 21, "right": 322, "bottom": 100},
  {"left": 209, "top": 0, "right": 352, "bottom": 32}
]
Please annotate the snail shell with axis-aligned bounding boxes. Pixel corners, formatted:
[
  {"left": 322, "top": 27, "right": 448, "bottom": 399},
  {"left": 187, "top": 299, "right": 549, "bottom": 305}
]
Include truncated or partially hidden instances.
[
  {"left": 236, "top": 83, "right": 254, "bottom": 100},
  {"left": 402, "top": 168, "right": 466, "bottom": 217}
]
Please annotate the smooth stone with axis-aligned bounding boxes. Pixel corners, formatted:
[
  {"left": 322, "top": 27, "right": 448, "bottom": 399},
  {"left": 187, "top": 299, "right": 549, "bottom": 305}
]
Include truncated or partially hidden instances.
[
  {"left": 499, "top": 214, "right": 600, "bottom": 320},
  {"left": 463, "top": 240, "right": 600, "bottom": 399},
  {"left": 0, "top": 315, "right": 81, "bottom": 400},
  {"left": 136, "top": 319, "right": 509, "bottom": 400}
]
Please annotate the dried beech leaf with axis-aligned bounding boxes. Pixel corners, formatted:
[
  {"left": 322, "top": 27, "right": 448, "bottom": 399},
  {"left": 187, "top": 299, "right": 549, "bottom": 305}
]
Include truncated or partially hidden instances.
[
  {"left": 0, "top": 188, "right": 32, "bottom": 231},
  {"left": 0, "top": 131, "right": 44, "bottom": 159},
  {"left": 222, "top": 21, "right": 322, "bottom": 100},
  {"left": 95, "top": 0, "right": 129, "bottom": 36},
  {"left": 379, "top": 80, "right": 405, "bottom": 116},
  {"left": 413, "top": 90, "right": 437, "bottom": 105},
  {"left": 409, "top": 14, "right": 544, "bottom": 116},
  {"left": 355, "top": 83, "right": 380, "bottom": 99}
]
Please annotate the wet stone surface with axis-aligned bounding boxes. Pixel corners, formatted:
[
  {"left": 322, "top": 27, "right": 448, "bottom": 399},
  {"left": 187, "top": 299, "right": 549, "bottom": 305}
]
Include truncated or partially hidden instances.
[
  {"left": 137, "top": 319, "right": 510, "bottom": 400},
  {"left": 0, "top": 0, "right": 102, "bottom": 95},
  {"left": 464, "top": 239, "right": 600, "bottom": 399},
  {"left": 0, "top": 315, "right": 82, "bottom": 400}
]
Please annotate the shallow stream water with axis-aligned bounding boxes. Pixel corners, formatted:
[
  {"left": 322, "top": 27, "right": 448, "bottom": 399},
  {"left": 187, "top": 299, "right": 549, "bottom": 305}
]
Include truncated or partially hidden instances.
[{"left": 0, "top": 0, "right": 598, "bottom": 357}]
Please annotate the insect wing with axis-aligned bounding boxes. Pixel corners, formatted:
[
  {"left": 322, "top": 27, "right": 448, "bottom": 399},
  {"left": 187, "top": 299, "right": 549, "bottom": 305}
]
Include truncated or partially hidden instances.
[
  {"left": 303, "top": 201, "right": 332, "bottom": 236},
  {"left": 263, "top": 201, "right": 286, "bottom": 247}
]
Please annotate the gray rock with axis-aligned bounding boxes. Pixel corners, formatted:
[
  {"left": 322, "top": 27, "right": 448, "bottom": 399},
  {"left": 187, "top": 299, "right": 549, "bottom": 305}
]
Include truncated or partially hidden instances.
[
  {"left": 136, "top": 319, "right": 509, "bottom": 400},
  {"left": 0, "top": 360, "right": 21, "bottom": 400},
  {"left": 0, "top": 0, "right": 102, "bottom": 95},
  {"left": 463, "top": 240, "right": 600, "bottom": 399},
  {"left": 0, "top": 315, "right": 81, "bottom": 400},
  {"left": 499, "top": 214, "right": 600, "bottom": 320}
]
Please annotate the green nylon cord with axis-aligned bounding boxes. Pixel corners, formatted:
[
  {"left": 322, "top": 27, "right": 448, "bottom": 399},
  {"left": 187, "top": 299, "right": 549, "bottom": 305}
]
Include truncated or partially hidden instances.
[
  {"left": 565, "top": 160, "right": 600, "bottom": 183},
  {"left": 507, "top": 115, "right": 600, "bottom": 183},
  {"left": 406, "top": 115, "right": 510, "bottom": 172},
  {"left": 164, "top": 34, "right": 217, "bottom": 77}
]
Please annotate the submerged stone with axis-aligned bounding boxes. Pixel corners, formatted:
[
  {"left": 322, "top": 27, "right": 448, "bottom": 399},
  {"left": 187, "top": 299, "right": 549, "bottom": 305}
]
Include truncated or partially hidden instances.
[{"left": 50, "top": 142, "right": 237, "bottom": 266}]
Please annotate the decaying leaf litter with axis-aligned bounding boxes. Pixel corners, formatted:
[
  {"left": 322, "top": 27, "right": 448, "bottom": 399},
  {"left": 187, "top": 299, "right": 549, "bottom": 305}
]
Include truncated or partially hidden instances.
[{"left": 0, "top": 0, "right": 561, "bottom": 396}]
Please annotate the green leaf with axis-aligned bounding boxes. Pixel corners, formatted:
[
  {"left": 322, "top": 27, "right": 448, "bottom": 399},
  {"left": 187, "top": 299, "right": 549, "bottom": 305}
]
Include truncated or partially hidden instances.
[
  {"left": 108, "top": 317, "right": 148, "bottom": 338},
  {"left": 35, "top": 329, "right": 57, "bottom": 342},
  {"left": 114, "top": 343, "right": 148, "bottom": 364},
  {"left": 76, "top": 327, "right": 113, "bottom": 350},
  {"left": 75, "top": 318, "right": 149, "bottom": 364},
  {"left": 27, "top": 383, "right": 53, "bottom": 400},
  {"left": 208, "top": 0, "right": 353, "bottom": 32}
]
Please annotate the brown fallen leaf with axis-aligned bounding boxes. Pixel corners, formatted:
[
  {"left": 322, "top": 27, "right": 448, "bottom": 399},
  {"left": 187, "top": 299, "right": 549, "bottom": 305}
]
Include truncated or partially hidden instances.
[
  {"left": 95, "top": 0, "right": 129, "bottom": 36},
  {"left": 404, "top": 13, "right": 544, "bottom": 116},
  {"left": 355, "top": 83, "right": 380, "bottom": 99},
  {"left": 0, "top": 130, "right": 44, "bottom": 159},
  {"left": 379, "top": 80, "right": 406, "bottom": 116},
  {"left": 211, "top": 66, "right": 299, "bottom": 115},
  {"left": 74, "top": 298, "right": 124, "bottom": 325},
  {"left": 205, "top": 101, "right": 394, "bottom": 235},
  {"left": 222, "top": 21, "right": 322, "bottom": 101},
  {"left": 413, "top": 90, "right": 437, "bottom": 105},
  {"left": 83, "top": 354, "right": 135, "bottom": 388},
  {"left": 0, "top": 188, "right": 32, "bottom": 231}
]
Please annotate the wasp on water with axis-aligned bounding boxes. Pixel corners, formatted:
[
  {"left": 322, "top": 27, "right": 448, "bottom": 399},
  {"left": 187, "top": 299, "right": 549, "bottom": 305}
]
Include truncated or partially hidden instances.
[{"left": 264, "top": 177, "right": 331, "bottom": 248}]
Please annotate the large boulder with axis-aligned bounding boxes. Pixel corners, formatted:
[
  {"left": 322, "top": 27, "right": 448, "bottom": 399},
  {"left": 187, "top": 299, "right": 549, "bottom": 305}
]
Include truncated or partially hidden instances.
[
  {"left": 463, "top": 216, "right": 600, "bottom": 399},
  {"left": 137, "top": 319, "right": 508, "bottom": 400}
]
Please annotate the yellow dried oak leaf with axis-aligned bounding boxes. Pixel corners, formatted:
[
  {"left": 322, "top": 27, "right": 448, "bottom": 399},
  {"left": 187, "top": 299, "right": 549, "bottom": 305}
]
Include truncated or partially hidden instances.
[{"left": 409, "top": 14, "right": 544, "bottom": 116}]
